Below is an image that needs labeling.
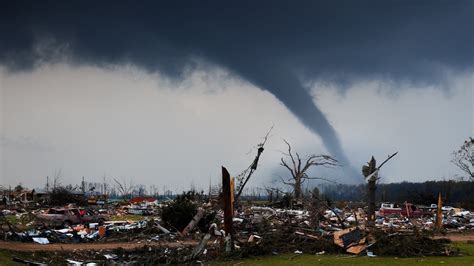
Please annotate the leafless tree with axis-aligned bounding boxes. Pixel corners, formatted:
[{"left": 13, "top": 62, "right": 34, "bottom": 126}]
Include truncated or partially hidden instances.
[
  {"left": 149, "top": 185, "right": 159, "bottom": 197},
  {"left": 135, "top": 184, "right": 147, "bottom": 196},
  {"left": 102, "top": 175, "right": 108, "bottom": 195},
  {"left": 452, "top": 137, "right": 474, "bottom": 180},
  {"left": 261, "top": 186, "right": 275, "bottom": 203},
  {"left": 279, "top": 140, "right": 337, "bottom": 200},
  {"left": 52, "top": 169, "right": 63, "bottom": 191},
  {"left": 261, "top": 185, "right": 288, "bottom": 204},
  {"left": 112, "top": 178, "right": 135, "bottom": 198}
]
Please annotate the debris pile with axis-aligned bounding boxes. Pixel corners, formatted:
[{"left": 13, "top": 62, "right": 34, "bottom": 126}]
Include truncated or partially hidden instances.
[
  {"left": 371, "top": 232, "right": 458, "bottom": 257},
  {"left": 0, "top": 196, "right": 472, "bottom": 264}
]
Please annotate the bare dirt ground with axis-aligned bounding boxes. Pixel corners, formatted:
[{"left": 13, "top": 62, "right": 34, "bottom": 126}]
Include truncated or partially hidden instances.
[
  {"left": 433, "top": 231, "right": 474, "bottom": 242},
  {"left": 0, "top": 240, "right": 199, "bottom": 251},
  {"left": 0, "top": 232, "right": 472, "bottom": 252}
]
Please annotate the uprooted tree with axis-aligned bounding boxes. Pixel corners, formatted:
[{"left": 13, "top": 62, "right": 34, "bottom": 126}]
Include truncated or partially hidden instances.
[
  {"left": 451, "top": 136, "right": 474, "bottom": 180},
  {"left": 279, "top": 140, "right": 337, "bottom": 200}
]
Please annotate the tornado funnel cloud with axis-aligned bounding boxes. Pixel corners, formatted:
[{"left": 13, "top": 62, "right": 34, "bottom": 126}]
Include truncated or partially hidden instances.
[{"left": 230, "top": 65, "right": 361, "bottom": 183}]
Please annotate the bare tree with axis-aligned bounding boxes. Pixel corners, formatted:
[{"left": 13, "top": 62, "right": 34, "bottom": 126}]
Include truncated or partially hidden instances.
[
  {"left": 149, "top": 185, "right": 159, "bottom": 197},
  {"left": 135, "top": 184, "right": 147, "bottom": 196},
  {"left": 52, "top": 169, "right": 63, "bottom": 191},
  {"left": 261, "top": 185, "right": 287, "bottom": 204},
  {"left": 279, "top": 140, "right": 337, "bottom": 200},
  {"left": 102, "top": 175, "right": 108, "bottom": 195},
  {"left": 112, "top": 178, "right": 135, "bottom": 198},
  {"left": 452, "top": 137, "right": 474, "bottom": 179}
]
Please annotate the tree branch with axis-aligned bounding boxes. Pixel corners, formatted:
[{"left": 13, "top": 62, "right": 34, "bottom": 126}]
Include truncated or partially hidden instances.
[
  {"left": 282, "top": 139, "right": 297, "bottom": 171},
  {"left": 305, "top": 176, "right": 338, "bottom": 184},
  {"left": 280, "top": 158, "right": 296, "bottom": 178},
  {"left": 279, "top": 176, "right": 294, "bottom": 186}
]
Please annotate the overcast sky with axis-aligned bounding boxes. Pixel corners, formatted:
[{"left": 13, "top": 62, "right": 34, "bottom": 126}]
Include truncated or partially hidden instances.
[{"left": 0, "top": 1, "right": 473, "bottom": 191}]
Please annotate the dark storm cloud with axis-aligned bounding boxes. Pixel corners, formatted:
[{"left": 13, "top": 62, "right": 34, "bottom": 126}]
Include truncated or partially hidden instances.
[{"left": 1, "top": 1, "right": 472, "bottom": 183}]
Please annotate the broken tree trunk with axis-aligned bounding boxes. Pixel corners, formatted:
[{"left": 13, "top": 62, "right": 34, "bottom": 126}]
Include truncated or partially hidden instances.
[
  {"left": 222, "top": 166, "right": 234, "bottom": 251},
  {"left": 364, "top": 157, "right": 377, "bottom": 227},
  {"left": 362, "top": 152, "right": 398, "bottom": 228},
  {"left": 367, "top": 178, "right": 377, "bottom": 226},
  {"left": 156, "top": 223, "right": 171, "bottom": 234},
  {"left": 182, "top": 208, "right": 205, "bottom": 236},
  {"left": 436, "top": 192, "right": 443, "bottom": 229},
  {"left": 190, "top": 233, "right": 211, "bottom": 259}
]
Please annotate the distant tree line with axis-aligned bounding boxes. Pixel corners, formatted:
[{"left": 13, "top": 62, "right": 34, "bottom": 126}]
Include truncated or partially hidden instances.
[{"left": 319, "top": 180, "right": 474, "bottom": 209}]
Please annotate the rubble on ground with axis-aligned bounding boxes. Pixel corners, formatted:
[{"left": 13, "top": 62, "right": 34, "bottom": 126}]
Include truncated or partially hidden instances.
[{"left": 0, "top": 197, "right": 472, "bottom": 264}]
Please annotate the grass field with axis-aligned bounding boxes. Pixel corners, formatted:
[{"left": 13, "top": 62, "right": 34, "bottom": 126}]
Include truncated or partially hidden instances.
[
  {"left": 0, "top": 250, "right": 17, "bottom": 266},
  {"left": 213, "top": 242, "right": 474, "bottom": 266},
  {"left": 0, "top": 242, "right": 472, "bottom": 265}
]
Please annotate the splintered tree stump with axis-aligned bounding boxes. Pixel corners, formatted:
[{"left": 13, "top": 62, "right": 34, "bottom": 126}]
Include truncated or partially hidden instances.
[{"left": 222, "top": 166, "right": 234, "bottom": 251}]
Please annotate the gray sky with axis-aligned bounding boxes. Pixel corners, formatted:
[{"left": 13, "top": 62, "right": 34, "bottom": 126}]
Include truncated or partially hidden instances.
[
  {"left": 1, "top": 63, "right": 472, "bottom": 190},
  {"left": 0, "top": 1, "right": 473, "bottom": 190}
]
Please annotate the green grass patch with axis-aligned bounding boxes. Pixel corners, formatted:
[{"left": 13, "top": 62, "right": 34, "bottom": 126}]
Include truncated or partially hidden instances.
[
  {"left": 454, "top": 242, "right": 474, "bottom": 255},
  {"left": 0, "top": 241, "right": 472, "bottom": 265},
  {"left": 0, "top": 250, "right": 16, "bottom": 266},
  {"left": 212, "top": 242, "right": 474, "bottom": 266}
]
